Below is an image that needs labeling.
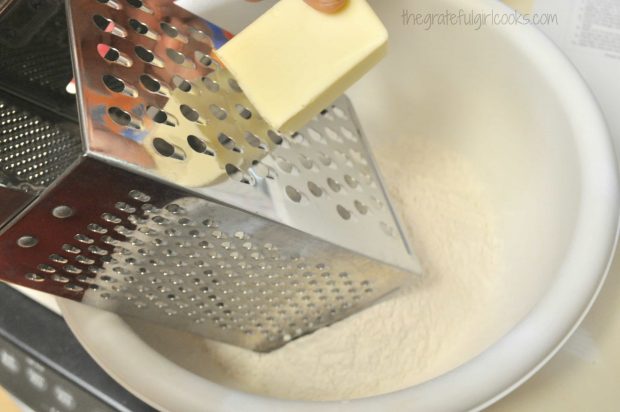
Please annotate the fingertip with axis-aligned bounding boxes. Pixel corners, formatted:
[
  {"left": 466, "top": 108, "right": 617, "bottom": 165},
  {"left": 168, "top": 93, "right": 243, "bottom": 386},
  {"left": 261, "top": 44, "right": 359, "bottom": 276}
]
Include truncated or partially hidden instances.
[{"left": 304, "top": 0, "right": 347, "bottom": 14}]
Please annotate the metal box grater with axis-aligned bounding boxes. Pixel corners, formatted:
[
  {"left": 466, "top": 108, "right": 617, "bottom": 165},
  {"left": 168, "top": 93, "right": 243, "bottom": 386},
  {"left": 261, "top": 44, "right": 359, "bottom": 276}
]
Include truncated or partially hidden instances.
[{"left": 0, "top": 0, "right": 421, "bottom": 352}]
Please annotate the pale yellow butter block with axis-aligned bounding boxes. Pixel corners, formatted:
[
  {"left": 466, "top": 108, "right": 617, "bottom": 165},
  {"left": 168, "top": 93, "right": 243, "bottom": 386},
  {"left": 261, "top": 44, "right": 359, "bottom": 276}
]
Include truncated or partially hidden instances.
[{"left": 216, "top": 0, "right": 388, "bottom": 133}]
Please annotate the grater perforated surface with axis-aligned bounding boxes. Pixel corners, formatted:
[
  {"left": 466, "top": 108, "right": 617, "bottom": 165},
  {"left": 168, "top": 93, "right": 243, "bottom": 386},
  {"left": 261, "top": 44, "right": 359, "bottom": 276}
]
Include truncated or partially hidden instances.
[
  {"left": 0, "top": 0, "right": 421, "bottom": 351},
  {"left": 0, "top": 158, "right": 410, "bottom": 351},
  {"left": 0, "top": 99, "right": 82, "bottom": 193},
  {"left": 68, "top": 0, "right": 417, "bottom": 269},
  {"left": 0, "top": 0, "right": 76, "bottom": 118}
]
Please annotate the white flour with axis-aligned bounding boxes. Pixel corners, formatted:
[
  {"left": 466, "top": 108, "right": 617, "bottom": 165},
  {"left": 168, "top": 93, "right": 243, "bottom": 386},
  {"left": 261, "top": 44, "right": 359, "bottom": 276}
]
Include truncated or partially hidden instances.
[{"left": 131, "top": 136, "right": 505, "bottom": 401}]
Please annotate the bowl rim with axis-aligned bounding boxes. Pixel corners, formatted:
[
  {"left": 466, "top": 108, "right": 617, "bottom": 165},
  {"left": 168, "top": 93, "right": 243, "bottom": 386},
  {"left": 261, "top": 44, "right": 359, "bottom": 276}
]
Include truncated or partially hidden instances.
[{"left": 58, "top": 0, "right": 620, "bottom": 410}]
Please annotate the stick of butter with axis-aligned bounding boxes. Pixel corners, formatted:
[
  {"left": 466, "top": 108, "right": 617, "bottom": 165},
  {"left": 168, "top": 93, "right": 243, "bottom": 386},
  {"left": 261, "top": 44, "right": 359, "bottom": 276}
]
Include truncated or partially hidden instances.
[{"left": 216, "top": 0, "right": 388, "bottom": 133}]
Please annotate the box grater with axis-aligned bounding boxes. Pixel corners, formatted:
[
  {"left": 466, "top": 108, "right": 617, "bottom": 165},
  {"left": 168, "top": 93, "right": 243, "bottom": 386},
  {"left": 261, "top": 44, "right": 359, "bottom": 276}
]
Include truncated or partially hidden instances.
[{"left": 0, "top": 0, "right": 421, "bottom": 352}]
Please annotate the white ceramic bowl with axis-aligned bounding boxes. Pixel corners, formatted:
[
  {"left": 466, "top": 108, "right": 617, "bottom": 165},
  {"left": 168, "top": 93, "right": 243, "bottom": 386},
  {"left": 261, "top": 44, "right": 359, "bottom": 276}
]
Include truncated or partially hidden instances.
[{"left": 58, "top": 0, "right": 620, "bottom": 410}]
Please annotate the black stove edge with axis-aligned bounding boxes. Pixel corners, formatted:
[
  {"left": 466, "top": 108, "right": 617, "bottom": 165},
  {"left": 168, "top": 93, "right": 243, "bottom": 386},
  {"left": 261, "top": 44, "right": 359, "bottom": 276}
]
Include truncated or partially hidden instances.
[{"left": 0, "top": 282, "right": 157, "bottom": 412}]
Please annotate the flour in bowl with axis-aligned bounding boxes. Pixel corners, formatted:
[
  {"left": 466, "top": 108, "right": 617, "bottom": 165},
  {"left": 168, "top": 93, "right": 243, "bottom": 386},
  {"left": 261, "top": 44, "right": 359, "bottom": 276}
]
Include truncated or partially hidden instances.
[{"left": 129, "top": 136, "right": 506, "bottom": 401}]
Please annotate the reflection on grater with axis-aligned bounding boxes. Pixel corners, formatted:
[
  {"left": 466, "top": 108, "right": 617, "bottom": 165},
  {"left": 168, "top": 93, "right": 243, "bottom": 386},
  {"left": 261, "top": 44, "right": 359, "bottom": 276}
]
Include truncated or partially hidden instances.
[{"left": 0, "top": 0, "right": 421, "bottom": 352}]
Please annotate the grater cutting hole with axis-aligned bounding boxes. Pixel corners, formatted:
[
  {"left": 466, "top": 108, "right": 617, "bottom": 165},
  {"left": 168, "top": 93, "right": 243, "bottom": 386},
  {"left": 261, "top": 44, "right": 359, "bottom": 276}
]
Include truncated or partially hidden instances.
[
  {"left": 324, "top": 127, "right": 343, "bottom": 144},
  {"left": 116, "top": 201, "right": 136, "bottom": 213},
  {"left": 101, "top": 211, "right": 119, "bottom": 222},
  {"left": 96, "top": 0, "right": 121, "bottom": 10},
  {"left": 38, "top": 264, "right": 56, "bottom": 274},
  {"left": 195, "top": 51, "right": 214, "bottom": 68},
  {"left": 172, "top": 75, "right": 192, "bottom": 92},
  {"left": 276, "top": 157, "right": 296, "bottom": 174},
  {"left": 17, "top": 235, "right": 38, "bottom": 248},
  {"left": 267, "top": 130, "right": 284, "bottom": 145},
  {"left": 25, "top": 273, "right": 45, "bottom": 282},
  {"left": 228, "top": 78, "right": 243, "bottom": 93},
  {"left": 348, "top": 148, "right": 368, "bottom": 166},
  {"left": 139, "top": 74, "right": 169, "bottom": 96},
  {"left": 128, "top": 18, "right": 147, "bottom": 33},
  {"left": 102, "top": 74, "right": 137, "bottom": 97},
  {"left": 153, "top": 138, "right": 186, "bottom": 160},
  {"left": 344, "top": 174, "right": 359, "bottom": 189},
  {"left": 188, "top": 27, "right": 213, "bottom": 45},
  {"left": 129, "top": 190, "right": 151, "bottom": 202},
  {"left": 187, "top": 135, "right": 215, "bottom": 156},
  {"left": 89, "top": 245, "right": 108, "bottom": 256},
  {"left": 108, "top": 107, "right": 141, "bottom": 129},
  {"left": 209, "top": 104, "right": 228, "bottom": 120},
  {"left": 232, "top": 104, "right": 251, "bottom": 120},
  {"left": 146, "top": 106, "right": 178, "bottom": 127},
  {"left": 77, "top": 255, "right": 96, "bottom": 265},
  {"left": 97, "top": 44, "right": 132, "bottom": 67},
  {"left": 244, "top": 132, "right": 267, "bottom": 150},
  {"left": 285, "top": 186, "right": 303, "bottom": 203},
  {"left": 49, "top": 254, "right": 68, "bottom": 264},
  {"left": 380, "top": 222, "right": 395, "bottom": 237},
  {"left": 327, "top": 178, "right": 341, "bottom": 193},
  {"left": 52, "top": 274, "right": 70, "bottom": 284},
  {"left": 88, "top": 223, "right": 108, "bottom": 234},
  {"left": 298, "top": 155, "right": 315, "bottom": 170},
  {"left": 307, "top": 128, "right": 326, "bottom": 144},
  {"left": 225, "top": 164, "right": 252, "bottom": 185},
  {"left": 201, "top": 76, "right": 219, "bottom": 92},
  {"left": 160, "top": 21, "right": 188, "bottom": 43},
  {"left": 307, "top": 181, "right": 323, "bottom": 197},
  {"left": 92, "top": 15, "right": 126, "bottom": 37},
  {"left": 361, "top": 172, "right": 374, "bottom": 187},
  {"left": 126, "top": 0, "right": 153, "bottom": 14},
  {"left": 320, "top": 108, "right": 333, "bottom": 120},
  {"left": 371, "top": 196, "right": 384, "bottom": 210},
  {"left": 318, "top": 152, "right": 333, "bottom": 167},
  {"left": 62, "top": 244, "right": 81, "bottom": 254},
  {"left": 135, "top": 46, "right": 164, "bottom": 68},
  {"left": 128, "top": 18, "right": 159, "bottom": 40},
  {"left": 332, "top": 105, "right": 348, "bottom": 119},
  {"left": 218, "top": 133, "right": 242, "bottom": 153},
  {"left": 180, "top": 104, "right": 207, "bottom": 124},
  {"left": 333, "top": 150, "right": 351, "bottom": 167},
  {"left": 65, "top": 264, "right": 83, "bottom": 274},
  {"left": 159, "top": 21, "right": 179, "bottom": 38},
  {"left": 354, "top": 200, "right": 368, "bottom": 215},
  {"left": 166, "top": 48, "right": 195, "bottom": 69},
  {"left": 340, "top": 126, "right": 357, "bottom": 142},
  {"left": 166, "top": 204, "right": 184, "bottom": 215},
  {"left": 65, "top": 284, "right": 85, "bottom": 293},
  {"left": 291, "top": 132, "right": 308, "bottom": 146},
  {"left": 52, "top": 205, "right": 74, "bottom": 219}
]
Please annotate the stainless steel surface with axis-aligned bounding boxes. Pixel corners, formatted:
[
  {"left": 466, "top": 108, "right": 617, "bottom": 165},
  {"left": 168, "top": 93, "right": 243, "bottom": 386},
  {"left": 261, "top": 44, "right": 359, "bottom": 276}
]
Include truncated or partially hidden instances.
[
  {"left": 0, "top": 0, "right": 421, "bottom": 351},
  {"left": 0, "top": 98, "right": 82, "bottom": 194},
  {"left": 0, "top": 0, "right": 14, "bottom": 16}
]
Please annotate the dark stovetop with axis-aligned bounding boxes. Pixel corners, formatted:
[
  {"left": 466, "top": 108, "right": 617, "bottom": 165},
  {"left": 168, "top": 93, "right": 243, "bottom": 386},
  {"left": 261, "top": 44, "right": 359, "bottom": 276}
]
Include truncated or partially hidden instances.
[{"left": 0, "top": 283, "right": 156, "bottom": 412}]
